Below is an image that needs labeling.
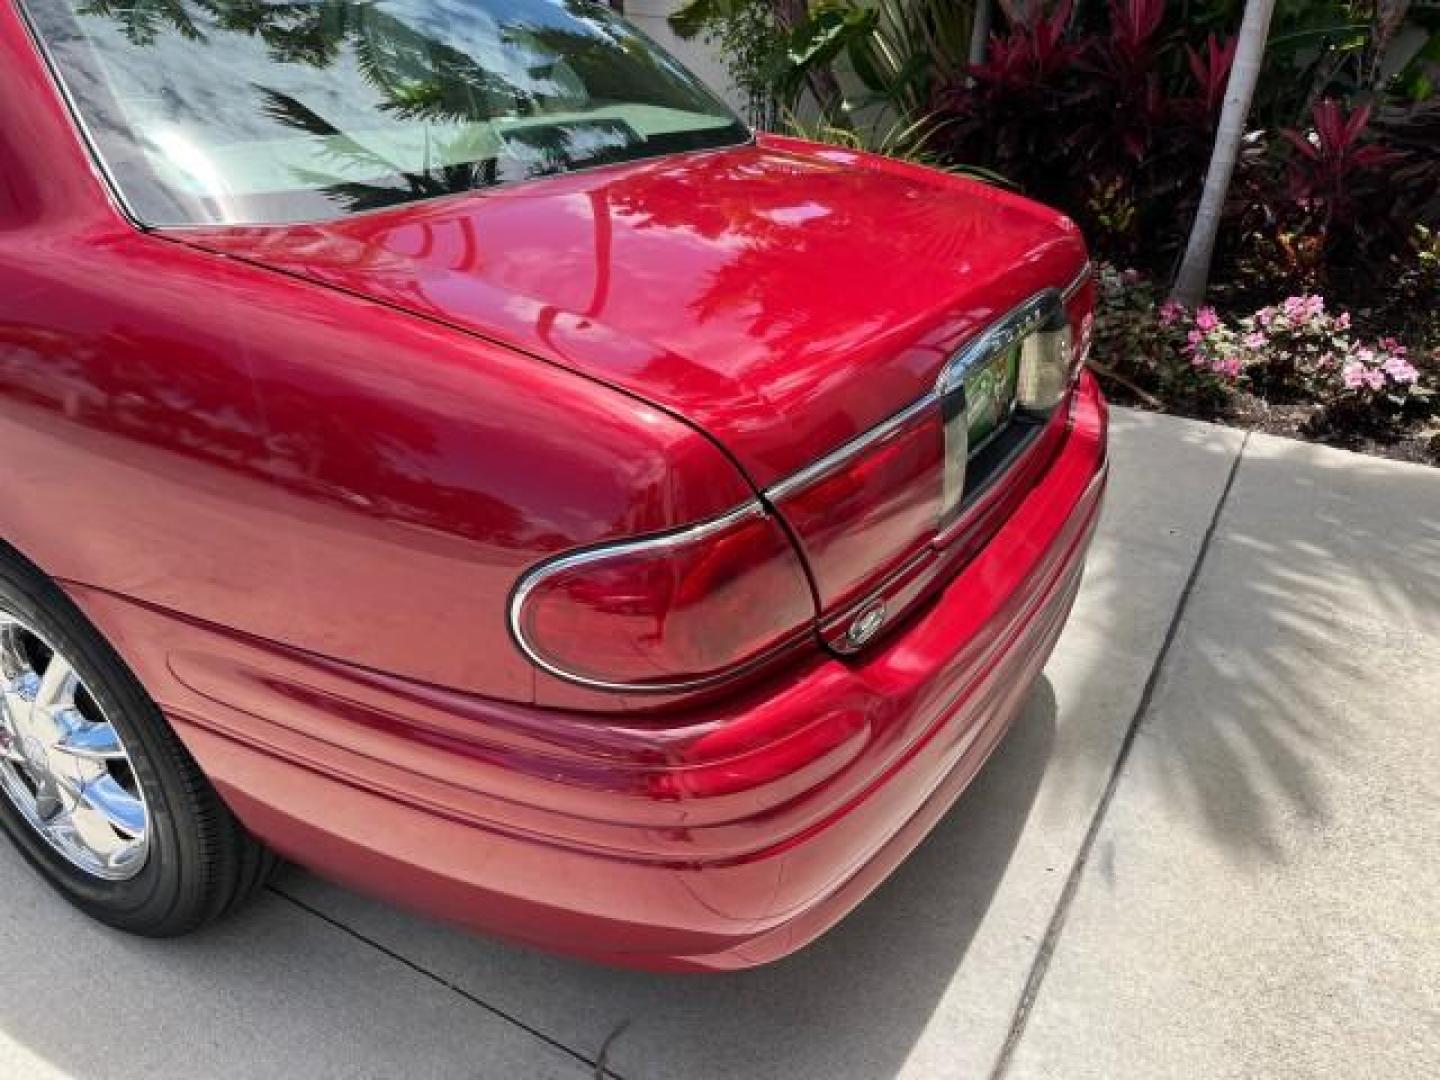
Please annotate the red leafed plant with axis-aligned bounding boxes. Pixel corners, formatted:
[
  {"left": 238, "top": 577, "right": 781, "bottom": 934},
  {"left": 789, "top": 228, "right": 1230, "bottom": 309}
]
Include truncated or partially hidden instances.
[
  {"left": 973, "top": 0, "right": 1079, "bottom": 89},
  {"left": 1282, "top": 100, "right": 1403, "bottom": 228},
  {"left": 1075, "top": 0, "right": 1170, "bottom": 162},
  {"left": 934, "top": 0, "right": 1080, "bottom": 210},
  {"left": 934, "top": 0, "right": 1237, "bottom": 266},
  {"left": 1229, "top": 97, "right": 1425, "bottom": 309},
  {"left": 930, "top": 0, "right": 1427, "bottom": 306},
  {"left": 1182, "top": 33, "right": 1238, "bottom": 125},
  {"left": 1094, "top": 0, "right": 1166, "bottom": 81}
]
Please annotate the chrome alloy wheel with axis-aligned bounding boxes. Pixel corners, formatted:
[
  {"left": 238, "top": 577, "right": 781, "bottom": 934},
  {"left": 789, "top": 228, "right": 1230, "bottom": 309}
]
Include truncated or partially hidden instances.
[{"left": 0, "top": 610, "right": 149, "bottom": 881}]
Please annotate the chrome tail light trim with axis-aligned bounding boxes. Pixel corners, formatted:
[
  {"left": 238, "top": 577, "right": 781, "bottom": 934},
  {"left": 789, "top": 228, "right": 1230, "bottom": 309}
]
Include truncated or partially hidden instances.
[
  {"left": 935, "top": 288, "right": 1070, "bottom": 522},
  {"left": 762, "top": 271, "right": 1087, "bottom": 511},
  {"left": 762, "top": 392, "right": 940, "bottom": 504},
  {"left": 507, "top": 502, "right": 783, "bottom": 693},
  {"left": 511, "top": 265, "right": 1092, "bottom": 689}
]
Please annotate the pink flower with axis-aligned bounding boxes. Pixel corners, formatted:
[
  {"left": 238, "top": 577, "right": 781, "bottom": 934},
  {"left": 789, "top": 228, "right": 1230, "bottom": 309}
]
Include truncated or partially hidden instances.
[
  {"left": 1281, "top": 295, "right": 1326, "bottom": 326},
  {"left": 1255, "top": 307, "right": 1274, "bottom": 329},
  {"left": 1382, "top": 355, "right": 1418, "bottom": 385},
  {"left": 1341, "top": 362, "right": 1368, "bottom": 390},
  {"left": 1336, "top": 312, "right": 1351, "bottom": 330},
  {"left": 1158, "top": 299, "right": 1185, "bottom": 327},
  {"left": 1194, "top": 307, "right": 1220, "bottom": 332},
  {"left": 1242, "top": 331, "right": 1267, "bottom": 351},
  {"left": 1364, "top": 368, "right": 1386, "bottom": 391}
]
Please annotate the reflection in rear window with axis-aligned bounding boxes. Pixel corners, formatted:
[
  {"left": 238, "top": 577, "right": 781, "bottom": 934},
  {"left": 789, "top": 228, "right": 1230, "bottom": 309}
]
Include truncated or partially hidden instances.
[{"left": 23, "top": 0, "right": 750, "bottom": 225}]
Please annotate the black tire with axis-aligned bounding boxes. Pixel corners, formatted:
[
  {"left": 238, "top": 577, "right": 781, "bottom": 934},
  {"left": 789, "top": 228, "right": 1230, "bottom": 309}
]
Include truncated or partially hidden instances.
[{"left": 0, "top": 544, "right": 274, "bottom": 935}]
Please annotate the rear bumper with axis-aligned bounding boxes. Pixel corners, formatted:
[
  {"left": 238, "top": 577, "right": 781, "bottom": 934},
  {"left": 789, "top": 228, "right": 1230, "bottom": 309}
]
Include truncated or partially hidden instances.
[{"left": 67, "top": 375, "right": 1108, "bottom": 971}]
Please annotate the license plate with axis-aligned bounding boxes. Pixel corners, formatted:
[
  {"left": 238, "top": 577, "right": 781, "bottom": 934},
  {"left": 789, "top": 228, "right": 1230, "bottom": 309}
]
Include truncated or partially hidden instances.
[{"left": 963, "top": 339, "right": 1021, "bottom": 452}]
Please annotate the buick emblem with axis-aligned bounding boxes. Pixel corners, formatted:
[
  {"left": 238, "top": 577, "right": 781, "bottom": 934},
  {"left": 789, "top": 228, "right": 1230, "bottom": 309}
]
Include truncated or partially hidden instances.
[{"left": 847, "top": 601, "right": 888, "bottom": 648}]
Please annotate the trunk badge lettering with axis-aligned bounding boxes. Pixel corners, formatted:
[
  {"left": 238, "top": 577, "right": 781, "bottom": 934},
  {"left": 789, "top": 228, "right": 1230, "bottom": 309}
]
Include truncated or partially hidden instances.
[{"left": 846, "top": 601, "right": 888, "bottom": 649}]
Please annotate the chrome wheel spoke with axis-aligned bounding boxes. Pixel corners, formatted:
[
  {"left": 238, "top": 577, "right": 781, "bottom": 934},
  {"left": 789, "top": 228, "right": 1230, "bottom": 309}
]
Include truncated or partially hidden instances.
[
  {"left": 33, "top": 651, "right": 78, "bottom": 713},
  {"left": 0, "top": 616, "right": 31, "bottom": 681},
  {"left": 0, "top": 608, "right": 150, "bottom": 880},
  {"left": 51, "top": 716, "right": 126, "bottom": 762},
  {"left": 0, "top": 619, "right": 39, "bottom": 744},
  {"left": 0, "top": 687, "right": 38, "bottom": 750},
  {"left": 105, "top": 835, "right": 149, "bottom": 875},
  {"left": 68, "top": 802, "right": 137, "bottom": 863},
  {"left": 72, "top": 774, "right": 147, "bottom": 838},
  {"left": 33, "top": 786, "right": 66, "bottom": 823}
]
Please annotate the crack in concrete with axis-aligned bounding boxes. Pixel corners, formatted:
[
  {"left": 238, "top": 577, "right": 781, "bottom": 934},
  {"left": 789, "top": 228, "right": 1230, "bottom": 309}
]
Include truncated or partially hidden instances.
[
  {"left": 268, "top": 884, "right": 628, "bottom": 1080},
  {"left": 988, "top": 430, "right": 1253, "bottom": 1080}
]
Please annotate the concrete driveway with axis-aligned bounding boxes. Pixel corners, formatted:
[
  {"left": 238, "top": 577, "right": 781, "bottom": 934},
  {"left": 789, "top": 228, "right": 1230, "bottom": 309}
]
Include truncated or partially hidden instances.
[{"left": 2, "top": 409, "right": 1437, "bottom": 1080}]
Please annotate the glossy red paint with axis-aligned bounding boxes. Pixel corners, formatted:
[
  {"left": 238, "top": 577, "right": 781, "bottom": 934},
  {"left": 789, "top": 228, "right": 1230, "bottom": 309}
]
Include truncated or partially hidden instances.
[
  {"left": 1, "top": 2, "right": 1108, "bottom": 968},
  {"left": 63, "top": 375, "right": 1107, "bottom": 969},
  {"left": 1, "top": 5, "right": 752, "bottom": 710},
  {"left": 180, "top": 132, "right": 1088, "bottom": 489}
]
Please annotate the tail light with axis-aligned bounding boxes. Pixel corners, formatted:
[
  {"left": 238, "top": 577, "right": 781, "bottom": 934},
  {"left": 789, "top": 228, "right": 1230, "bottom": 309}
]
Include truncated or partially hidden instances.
[
  {"left": 769, "top": 279, "right": 1084, "bottom": 645},
  {"left": 764, "top": 401, "right": 945, "bottom": 615},
  {"left": 1016, "top": 320, "right": 1074, "bottom": 414},
  {"left": 510, "top": 505, "right": 815, "bottom": 691}
]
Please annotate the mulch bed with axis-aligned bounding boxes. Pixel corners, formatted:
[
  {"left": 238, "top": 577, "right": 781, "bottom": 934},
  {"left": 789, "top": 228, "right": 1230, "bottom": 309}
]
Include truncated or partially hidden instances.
[{"left": 1096, "top": 379, "right": 1440, "bottom": 467}]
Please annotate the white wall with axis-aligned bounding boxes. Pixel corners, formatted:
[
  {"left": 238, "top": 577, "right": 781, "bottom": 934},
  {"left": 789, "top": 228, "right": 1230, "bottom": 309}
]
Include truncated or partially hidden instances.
[
  {"left": 624, "top": 0, "right": 747, "bottom": 114},
  {"left": 624, "top": 3, "right": 890, "bottom": 133}
]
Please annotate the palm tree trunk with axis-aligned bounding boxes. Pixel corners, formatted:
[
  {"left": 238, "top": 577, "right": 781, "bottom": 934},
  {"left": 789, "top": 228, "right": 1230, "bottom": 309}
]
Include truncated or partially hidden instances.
[
  {"left": 968, "top": 0, "right": 990, "bottom": 66},
  {"left": 1171, "top": 0, "right": 1276, "bottom": 306}
]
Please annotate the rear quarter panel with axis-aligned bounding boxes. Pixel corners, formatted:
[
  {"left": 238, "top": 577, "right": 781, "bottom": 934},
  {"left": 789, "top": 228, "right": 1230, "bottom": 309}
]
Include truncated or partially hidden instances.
[{"left": 0, "top": 6, "right": 752, "bottom": 704}]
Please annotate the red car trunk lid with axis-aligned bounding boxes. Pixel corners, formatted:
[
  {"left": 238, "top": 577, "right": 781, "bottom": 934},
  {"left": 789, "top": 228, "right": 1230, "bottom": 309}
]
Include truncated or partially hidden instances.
[
  {"left": 173, "top": 136, "right": 1088, "bottom": 490},
  {"left": 174, "top": 136, "right": 1091, "bottom": 652}
]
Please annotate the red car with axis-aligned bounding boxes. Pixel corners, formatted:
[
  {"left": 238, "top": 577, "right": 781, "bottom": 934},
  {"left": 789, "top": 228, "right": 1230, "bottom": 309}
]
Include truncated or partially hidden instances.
[{"left": 0, "top": 0, "right": 1106, "bottom": 969}]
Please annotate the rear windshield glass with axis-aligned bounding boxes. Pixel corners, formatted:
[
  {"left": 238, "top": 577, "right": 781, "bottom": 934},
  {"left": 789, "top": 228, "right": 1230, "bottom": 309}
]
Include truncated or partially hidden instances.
[{"left": 22, "top": 0, "right": 750, "bottom": 225}]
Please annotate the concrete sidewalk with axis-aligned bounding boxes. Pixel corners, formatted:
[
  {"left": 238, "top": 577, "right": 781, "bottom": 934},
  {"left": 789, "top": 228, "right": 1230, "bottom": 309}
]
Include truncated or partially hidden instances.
[{"left": 1, "top": 410, "right": 1436, "bottom": 1080}]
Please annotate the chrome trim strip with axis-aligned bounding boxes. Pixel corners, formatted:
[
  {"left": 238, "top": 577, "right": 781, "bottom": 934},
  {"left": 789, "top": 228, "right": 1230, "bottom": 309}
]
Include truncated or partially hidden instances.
[
  {"left": 936, "top": 289, "right": 1066, "bottom": 396},
  {"left": 762, "top": 270, "right": 1089, "bottom": 509},
  {"left": 1062, "top": 261, "right": 1093, "bottom": 302},
  {"left": 508, "top": 502, "right": 790, "bottom": 693},
  {"left": 935, "top": 288, "right": 1068, "bottom": 521},
  {"left": 763, "top": 392, "right": 940, "bottom": 503},
  {"left": 940, "top": 386, "right": 970, "bottom": 527}
]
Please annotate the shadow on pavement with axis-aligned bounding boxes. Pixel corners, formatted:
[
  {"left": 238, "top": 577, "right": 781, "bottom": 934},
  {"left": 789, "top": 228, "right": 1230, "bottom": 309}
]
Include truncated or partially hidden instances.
[{"left": 1110, "top": 435, "right": 1440, "bottom": 865}]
